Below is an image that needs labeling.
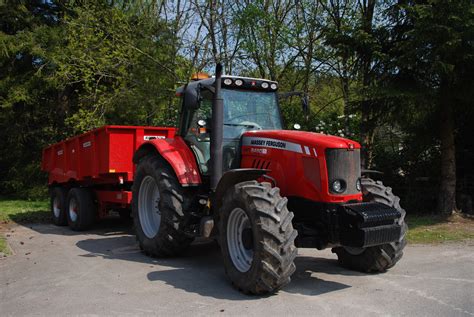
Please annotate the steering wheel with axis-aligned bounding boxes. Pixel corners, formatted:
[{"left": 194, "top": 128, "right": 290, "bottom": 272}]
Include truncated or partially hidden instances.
[{"left": 240, "top": 121, "right": 262, "bottom": 130}]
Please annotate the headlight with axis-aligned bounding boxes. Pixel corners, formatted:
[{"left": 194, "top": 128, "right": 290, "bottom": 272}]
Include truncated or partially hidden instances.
[
  {"left": 331, "top": 179, "right": 346, "bottom": 193},
  {"left": 270, "top": 83, "right": 278, "bottom": 90},
  {"left": 223, "top": 78, "right": 232, "bottom": 86},
  {"left": 235, "top": 79, "right": 244, "bottom": 86},
  {"left": 261, "top": 82, "right": 269, "bottom": 89},
  {"left": 356, "top": 178, "right": 361, "bottom": 191}
]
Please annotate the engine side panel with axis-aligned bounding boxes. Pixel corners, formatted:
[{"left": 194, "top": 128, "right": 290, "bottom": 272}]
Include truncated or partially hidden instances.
[{"left": 240, "top": 130, "right": 363, "bottom": 203}]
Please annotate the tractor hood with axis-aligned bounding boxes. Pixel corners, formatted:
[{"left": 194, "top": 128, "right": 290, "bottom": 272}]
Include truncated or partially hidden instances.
[
  {"left": 241, "top": 130, "right": 361, "bottom": 152},
  {"left": 240, "top": 129, "right": 362, "bottom": 203}
]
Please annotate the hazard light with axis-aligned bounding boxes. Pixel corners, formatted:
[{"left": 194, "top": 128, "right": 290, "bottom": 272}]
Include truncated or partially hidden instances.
[{"left": 191, "top": 72, "right": 211, "bottom": 81}]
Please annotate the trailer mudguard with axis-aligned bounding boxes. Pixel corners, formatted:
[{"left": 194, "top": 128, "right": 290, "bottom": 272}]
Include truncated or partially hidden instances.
[{"left": 133, "top": 136, "right": 201, "bottom": 186}]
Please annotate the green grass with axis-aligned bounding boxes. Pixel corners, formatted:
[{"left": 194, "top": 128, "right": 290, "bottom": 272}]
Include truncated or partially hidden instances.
[
  {"left": 0, "top": 235, "right": 11, "bottom": 255},
  {"left": 406, "top": 214, "right": 474, "bottom": 244},
  {"left": 0, "top": 199, "right": 49, "bottom": 224},
  {"left": 0, "top": 199, "right": 49, "bottom": 255}
]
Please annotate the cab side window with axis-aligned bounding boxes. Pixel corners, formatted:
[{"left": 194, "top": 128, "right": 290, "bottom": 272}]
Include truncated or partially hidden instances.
[{"left": 184, "top": 91, "right": 212, "bottom": 174}]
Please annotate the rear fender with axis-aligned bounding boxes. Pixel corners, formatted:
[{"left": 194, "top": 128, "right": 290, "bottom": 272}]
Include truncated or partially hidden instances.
[{"left": 133, "top": 136, "right": 201, "bottom": 186}]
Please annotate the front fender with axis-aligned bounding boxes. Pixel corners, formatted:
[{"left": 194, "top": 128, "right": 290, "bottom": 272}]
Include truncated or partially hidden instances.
[
  {"left": 213, "top": 168, "right": 268, "bottom": 211},
  {"left": 133, "top": 136, "right": 201, "bottom": 186}
]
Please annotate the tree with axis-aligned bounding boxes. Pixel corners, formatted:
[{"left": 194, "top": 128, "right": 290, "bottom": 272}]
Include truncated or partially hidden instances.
[
  {"left": 0, "top": 1, "right": 180, "bottom": 197},
  {"left": 390, "top": 0, "right": 474, "bottom": 214}
]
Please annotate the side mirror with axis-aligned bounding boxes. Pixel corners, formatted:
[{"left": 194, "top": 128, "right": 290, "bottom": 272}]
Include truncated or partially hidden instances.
[
  {"left": 196, "top": 118, "right": 211, "bottom": 134},
  {"left": 184, "top": 85, "right": 199, "bottom": 109}
]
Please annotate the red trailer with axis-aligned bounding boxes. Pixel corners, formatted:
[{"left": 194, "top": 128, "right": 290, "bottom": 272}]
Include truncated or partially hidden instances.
[{"left": 41, "top": 125, "right": 176, "bottom": 225}]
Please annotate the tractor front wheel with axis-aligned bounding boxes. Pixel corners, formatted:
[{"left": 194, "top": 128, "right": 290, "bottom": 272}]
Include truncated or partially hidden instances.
[
  {"left": 219, "top": 181, "right": 298, "bottom": 294},
  {"left": 332, "top": 178, "right": 407, "bottom": 272}
]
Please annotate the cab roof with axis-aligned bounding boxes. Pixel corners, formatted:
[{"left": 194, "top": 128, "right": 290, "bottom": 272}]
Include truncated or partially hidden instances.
[{"left": 176, "top": 75, "right": 278, "bottom": 95}]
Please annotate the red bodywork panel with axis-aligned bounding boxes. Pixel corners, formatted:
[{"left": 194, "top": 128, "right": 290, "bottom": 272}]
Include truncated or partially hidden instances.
[
  {"left": 240, "top": 130, "right": 363, "bottom": 203},
  {"left": 42, "top": 125, "right": 201, "bottom": 186},
  {"left": 41, "top": 125, "right": 201, "bottom": 217},
  {"left": 42, "top": 125, "right": 177, "bottom": 186},
  {"left": 138, "top": 137, "right": 201, "bottom": 185}
]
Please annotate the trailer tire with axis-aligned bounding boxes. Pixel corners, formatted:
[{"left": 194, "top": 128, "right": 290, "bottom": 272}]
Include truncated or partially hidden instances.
[
  {"left": 219, "top": 181, "right": 297, "bottom": 294},
  {"left": 332, "top": 178, "right": 407, "bottom": 272},
  {"left": 50, "top": 187, "right": 68, "bottom": 226},
  {"left": 66, "top": 188, "right": 96, "bottom": 231},
  {"left": 132, "top": 155, "right": 194, "bottom": 257}
]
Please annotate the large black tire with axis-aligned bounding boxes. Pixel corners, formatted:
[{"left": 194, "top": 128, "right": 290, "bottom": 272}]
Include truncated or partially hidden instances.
[
  {"left": 66, "top": 188, "right": 96, "bottom": 231},
  {"left": 332, "top": 178, "right": 407, "bottom": 272},
  {"left": 219, "top": 181, "right": 298, "bottom": 295},
  {"left": 50, "top": 186, "right": 68, "bottom": 226},
  {"left": 132, "top": 155, "right": 194, "bottom": 257}
]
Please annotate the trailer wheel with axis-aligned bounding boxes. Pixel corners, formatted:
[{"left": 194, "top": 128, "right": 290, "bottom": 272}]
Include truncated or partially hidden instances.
[
  {"left": 66, "top": 188, "right": 96, "bottom": 231},
  {"left": 219, "top": 181, "right": 298, "bottom": 294},
  {"left": 332, "top": 178, "right": 407, "bottom": 272},
  {"left": 50, "top": 187, "right": 68, "bottom": 226},
  {"left": 132, "top": 155, "right": 193, "bottom": 257}
]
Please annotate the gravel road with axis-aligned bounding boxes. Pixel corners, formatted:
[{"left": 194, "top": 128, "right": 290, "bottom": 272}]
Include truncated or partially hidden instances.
[{"left": 1, "top": 221, "right": 473, "bottom": 316}]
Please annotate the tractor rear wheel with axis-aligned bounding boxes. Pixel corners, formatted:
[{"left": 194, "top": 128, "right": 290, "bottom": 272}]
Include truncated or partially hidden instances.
[
  {"left": 50, "top": 186, "right": 68, "bottom": 226},
  {"left": 332, "top": 178, "right": 407, "bottom": 272},
  {"left": 132, "top": 155, "right": 194, "bottom": 257},
  {"left": 219, "top": 181, "right": 298, "bottom": 294}
]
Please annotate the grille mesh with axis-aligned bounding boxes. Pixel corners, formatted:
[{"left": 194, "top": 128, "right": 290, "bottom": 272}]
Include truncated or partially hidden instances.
[{"left": 326, "top": 149, "right": 361, "bottom": 195}]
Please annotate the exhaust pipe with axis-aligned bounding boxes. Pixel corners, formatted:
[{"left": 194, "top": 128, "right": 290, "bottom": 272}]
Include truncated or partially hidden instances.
[{"left": 210, "top": 63, "right": 223, "bottom": 191}]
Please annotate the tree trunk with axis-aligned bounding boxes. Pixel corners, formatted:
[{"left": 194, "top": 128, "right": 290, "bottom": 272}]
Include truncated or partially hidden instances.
[
  {"left": 341, "top": 74, "right": 351, "bottom": 135},
  {"left": 360, "top": 116, "right": 375, "bottom": 169},
  {"left": 437, "top": 93, "right": 457, "bottom": 214},
  {"left": 359, "top": 0, "right": 376, "bottom": 169}
]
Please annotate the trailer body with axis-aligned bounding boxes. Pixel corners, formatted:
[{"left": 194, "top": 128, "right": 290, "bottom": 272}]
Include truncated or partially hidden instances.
[{"left": 41, "top": 125, "right": 176, "bottom": 216}]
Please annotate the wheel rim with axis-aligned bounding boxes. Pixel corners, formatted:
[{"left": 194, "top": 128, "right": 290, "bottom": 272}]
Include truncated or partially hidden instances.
[
  {"left": 69, "top": 197, "right": 78, "bottom": 222},
  {"left": 344, "top": 246, "right": 365, "bottom": 255},
  {"left": 53, "top": 196, "right": 61, "bottom": 218},
  {"left": 138, "top": 175, "right": 161, "bottom": 239},
  {"left": 227, "top": 208, "right": 254, "bottom": 273}
]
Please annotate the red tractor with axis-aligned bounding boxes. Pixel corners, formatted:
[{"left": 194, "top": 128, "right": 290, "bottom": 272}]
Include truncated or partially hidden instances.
[{"left": 42, "top": 64, "right": 407, "bottom": 295}]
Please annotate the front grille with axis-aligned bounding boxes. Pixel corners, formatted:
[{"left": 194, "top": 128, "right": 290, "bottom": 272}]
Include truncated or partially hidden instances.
[{"left": 326, "top": 149, "right": 361, "bottom": 195}]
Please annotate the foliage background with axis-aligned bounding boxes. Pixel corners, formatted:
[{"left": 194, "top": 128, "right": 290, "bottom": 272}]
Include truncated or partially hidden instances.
[{"left": 1, "top": 0, "right": 473, "bottom": 215}]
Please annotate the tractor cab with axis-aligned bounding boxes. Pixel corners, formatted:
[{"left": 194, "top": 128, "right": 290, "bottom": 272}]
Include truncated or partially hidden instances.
[{"left": 177, "top": 74, "right": 282, "bottom": 175}]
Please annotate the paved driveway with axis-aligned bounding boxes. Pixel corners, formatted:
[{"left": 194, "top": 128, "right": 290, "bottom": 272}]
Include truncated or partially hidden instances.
[{"left": 1, "top": 221, "right": 473, "bottom": 316}]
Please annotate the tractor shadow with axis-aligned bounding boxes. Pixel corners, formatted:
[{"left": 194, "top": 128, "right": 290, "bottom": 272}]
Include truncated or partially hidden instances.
[
  {"left": 74, "top": 228, "right": 354, "bottom": 299},
  {"left": 285, "top": 255, "right": 366, "bottom": 296}
]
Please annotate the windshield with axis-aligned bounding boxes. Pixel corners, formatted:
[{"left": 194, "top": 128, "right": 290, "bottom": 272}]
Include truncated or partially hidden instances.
[
  {"left": 183, "top": 88, "right": 282, "bottom": 175},
  {"left": 222, "top": 89, "right": 282, "bottom": 138}
]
